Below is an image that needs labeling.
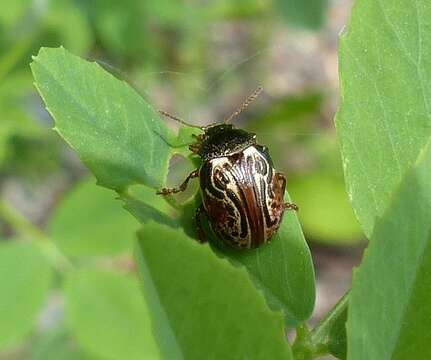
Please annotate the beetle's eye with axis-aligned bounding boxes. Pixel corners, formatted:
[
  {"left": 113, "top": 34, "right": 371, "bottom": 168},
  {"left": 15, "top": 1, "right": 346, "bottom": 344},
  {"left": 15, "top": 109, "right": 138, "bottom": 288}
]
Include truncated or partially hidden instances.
[{"left": 213, "top": 168, "right": 230, "bottom": 189}]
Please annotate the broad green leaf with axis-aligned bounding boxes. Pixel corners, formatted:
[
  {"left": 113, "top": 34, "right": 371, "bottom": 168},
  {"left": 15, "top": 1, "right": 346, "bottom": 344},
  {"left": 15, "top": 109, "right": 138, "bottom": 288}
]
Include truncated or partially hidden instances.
[
  {"left": 64, "top": 269, "right": 160, "bottom": 360},
  {"left": 136, "top": 223, "right": 293, "bottom": 359},
  {"left": 336, "top": 0, "right": 431, "bottom": 237},
  {"left": 347, "top": 140, "right": 431, "bottom": 359},
  {"left": 212, "top": 192, "right": 315, "bottom": 327},
  {"left": 0, "top": 242, "right": 52, "bottom": 349},
  {"left": 275, "top": 0, "right": 328, "bottom": 30},
  {"left": 126, "top": 187, "right": 315, "bottom": 326},
  {"left": 32, "top": 327, "right": 97, "bottom": 360},
  {"left": 49, "top": 178, "right": 139, "bottom": 257},
  {"left": 289, "top": 174, "right": 362, "bottom": 244},
  {"left": 31, "top": 47, "right": 173, "bottom": 190}
]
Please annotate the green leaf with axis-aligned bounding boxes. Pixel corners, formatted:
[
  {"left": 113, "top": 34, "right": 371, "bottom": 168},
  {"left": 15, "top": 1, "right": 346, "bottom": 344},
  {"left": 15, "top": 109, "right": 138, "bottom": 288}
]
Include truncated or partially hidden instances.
[
  {"left": 136, "top": 222, "right": 293, "bottom": 359},
  {"left": 0, "top": 242, "right": 52, "bottom": 349},
  {"left": 213, "top": 192, "right": 315, "bottom": 327},
  {"left": 31, "top": 46, "right": 173, "bottom": 190},
  {"left": 289, "top": 174, "right": 362, "bottom": 244},
  {"left": 127, "top": 188, "right": 315, "bottom": 326},
  {"left": 64, "top": 269, "right": 160, "bottom": 360},
  {"left": 336, "top": 0, "right": 431, "bottom": 237},
  {"left": 347, "top": 140, "right": 431, "bottom": 359},
  {"left": 49, "top": 178, "right": 139, "bottom": 257},
  {"left": 275, "top": 0, "right": 328, "bottom": 30}
]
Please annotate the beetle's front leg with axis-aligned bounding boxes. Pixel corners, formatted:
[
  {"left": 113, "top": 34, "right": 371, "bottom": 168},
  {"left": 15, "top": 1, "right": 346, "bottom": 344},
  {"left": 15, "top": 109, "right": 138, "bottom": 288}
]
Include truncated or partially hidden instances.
[
  {"left": 156, "top": 169, "right": 199, "bottom": 195},
  {"left": 195, "top": 203, "right": 207, "bottom": 243}
]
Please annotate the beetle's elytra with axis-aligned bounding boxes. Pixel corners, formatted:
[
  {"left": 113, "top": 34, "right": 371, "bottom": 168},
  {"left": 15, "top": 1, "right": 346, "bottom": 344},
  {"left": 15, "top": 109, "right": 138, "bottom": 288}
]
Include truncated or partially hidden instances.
[{"left": 157, "top": 87, "right": 298, "bottom": 249}]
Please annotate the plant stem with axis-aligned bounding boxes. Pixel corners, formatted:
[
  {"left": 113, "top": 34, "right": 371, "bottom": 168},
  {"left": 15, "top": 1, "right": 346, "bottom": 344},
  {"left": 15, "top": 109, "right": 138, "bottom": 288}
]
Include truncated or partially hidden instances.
[
  {"left": 311, "top": 290, "right": 350, "bottom": 345},
  {"left": 292, "top": 323, "right": 314, "bottom": 360},
  {"left": 0, "top": 198, "right": 73, "bottom": 272},
  {"left": 0, "top": 199, "right": 46, "bottom": 241},
  {"left": 292, "top": 291, "right": 350, "bottom": 359}
]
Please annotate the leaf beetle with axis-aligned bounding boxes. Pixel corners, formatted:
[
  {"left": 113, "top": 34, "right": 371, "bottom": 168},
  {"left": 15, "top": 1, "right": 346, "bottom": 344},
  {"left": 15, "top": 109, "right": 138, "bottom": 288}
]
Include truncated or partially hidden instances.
[{"left": 157, "top": 87, "right": 298, "bottom": 249}]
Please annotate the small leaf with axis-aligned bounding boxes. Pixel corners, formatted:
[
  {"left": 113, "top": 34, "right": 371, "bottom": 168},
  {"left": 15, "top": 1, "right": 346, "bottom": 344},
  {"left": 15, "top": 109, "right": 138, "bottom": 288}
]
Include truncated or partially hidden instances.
[
  {"left": 347, "top": 140, "right": 431, "bottom": 359},
  {"left": 49, "top": 178, "right": 139, "bottom": 257},
  {"left": 336, "top": 0, "right": 431, "bottom": 237},
  {"left": 0, "top": 242, "right": 52, "bottom": 349},
  {"left": 64, "top": 269, "right": 160, "bottom": 360},
  {"left": 31, "top": 47, "right": 173, "bottom": 190},
  {"left": 136, "top": 222, "right": 293, "bottom": 359}
]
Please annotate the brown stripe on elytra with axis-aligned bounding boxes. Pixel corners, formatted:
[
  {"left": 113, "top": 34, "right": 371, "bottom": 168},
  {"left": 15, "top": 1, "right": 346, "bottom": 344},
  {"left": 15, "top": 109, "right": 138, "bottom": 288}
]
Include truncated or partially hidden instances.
[
  {"left": 254, "top": 155, "right": 268, "bottom": 175},
  {"left": 224, "top": 159, "right": 254, "bottom": 243},
  {"left": 225, "top": 189, "right": 248, "bottom": 238},
  {"left": 260, "top": 176, "right": 277, "bottom": 227},
  {"left": 246, "top": 154, "right": 265, "bottom": 245},
  {"left": 228, "top": 152, "right": 265, "bottom": 247}
]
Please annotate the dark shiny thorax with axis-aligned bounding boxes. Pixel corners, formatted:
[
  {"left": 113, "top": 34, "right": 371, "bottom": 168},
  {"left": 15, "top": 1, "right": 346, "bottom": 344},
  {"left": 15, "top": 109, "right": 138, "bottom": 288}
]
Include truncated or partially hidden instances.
[{"left": 197, "top": 124, "right": 257, "bottom": 161}]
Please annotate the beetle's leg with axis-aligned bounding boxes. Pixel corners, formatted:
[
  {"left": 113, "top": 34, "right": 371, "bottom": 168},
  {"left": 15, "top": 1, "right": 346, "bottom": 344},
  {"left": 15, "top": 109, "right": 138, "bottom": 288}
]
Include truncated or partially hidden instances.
[
  {"left": 284, "top": 202, "right": 298, "bottom": 211},
  {"left": 195, "top": 203, "right": 207, "bottom": 243},
  {"left": 157, "top": 169, "right": 199, "bottom": 195},
  {"left": 275, "top": 173, "right": 298, "bottom": 211},
  {"left": 189, "top": 143, "right": 200, "bottom": 154}
]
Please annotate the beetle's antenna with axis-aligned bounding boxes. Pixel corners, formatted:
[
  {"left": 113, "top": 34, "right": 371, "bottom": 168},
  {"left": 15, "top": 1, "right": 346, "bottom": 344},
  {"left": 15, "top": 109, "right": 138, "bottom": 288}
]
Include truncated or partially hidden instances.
[
  {"left": 224, "top": 86, "right": 263, "bottom": 124},
  {"left": 158, "top": 110, "right": 204, "bottom": 129}
]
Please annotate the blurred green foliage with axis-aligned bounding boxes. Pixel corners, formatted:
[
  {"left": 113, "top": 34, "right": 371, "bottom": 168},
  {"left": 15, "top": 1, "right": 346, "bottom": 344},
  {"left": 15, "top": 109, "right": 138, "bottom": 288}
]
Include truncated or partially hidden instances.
[
  {"left": 0, "top": 242, "right": 52, "bottom": 349},
  {"left": 49, "top": 179, "right": 139, "bottom": 257},
  {"left": 276, "top": 0, "right": 328, "bottom": 30},
  {"left": 0, "top": 0, "right": 354, "bottom": 358}
]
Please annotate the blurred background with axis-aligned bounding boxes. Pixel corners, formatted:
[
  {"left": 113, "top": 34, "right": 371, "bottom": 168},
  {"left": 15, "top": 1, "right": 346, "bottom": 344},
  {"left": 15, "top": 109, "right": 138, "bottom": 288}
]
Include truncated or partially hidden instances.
[{"left": 0, "top": 0, "right": 363, "bottom": 358}]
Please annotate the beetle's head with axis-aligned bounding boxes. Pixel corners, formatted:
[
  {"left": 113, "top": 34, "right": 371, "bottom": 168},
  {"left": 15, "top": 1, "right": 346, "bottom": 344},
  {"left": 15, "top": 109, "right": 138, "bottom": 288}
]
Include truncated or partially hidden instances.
[{"left": 197, "top": 124, "right": 256, "bottom": 160}]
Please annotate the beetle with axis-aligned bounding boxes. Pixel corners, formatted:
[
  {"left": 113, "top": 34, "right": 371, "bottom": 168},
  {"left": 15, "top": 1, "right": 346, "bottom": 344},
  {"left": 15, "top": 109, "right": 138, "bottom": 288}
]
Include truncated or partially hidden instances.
[{"left": 157, "top": 86, "right": 298, "bottom": 249}]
